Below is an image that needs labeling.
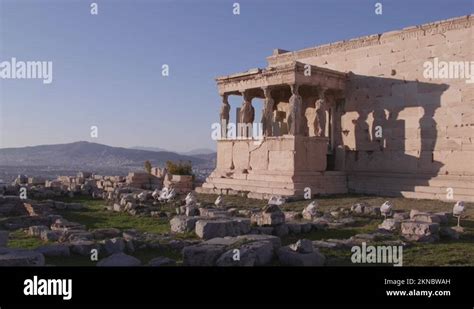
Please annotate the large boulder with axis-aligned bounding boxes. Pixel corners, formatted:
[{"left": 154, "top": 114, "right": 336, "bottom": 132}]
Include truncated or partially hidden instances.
[
  {"left": 195, "top": 218, "right": 251, "bottom": 240},
  {"left": 40, "top": 230, "right": 61, "bottom": 242},
  {"left": 378, "top": 218, "right": 401, "bottom": 232},
  {"left": 401, "top": 221, "right": 439, "bottom": 242},
  {"left": 277, "top": 246, "right": 325, "bottom": 266},
  {"left": 286, "top": 222, "right": 302, "bottom": 235},
  {"left": 393, "top": 212, "right": 410, "bottom": 221},
  {"left": 70, "top": 240, "right": 100, "bottom": 256},
  {"left": 92, "top": 228, "right": 121, "bottom": 240},
  {"left": 170, "top": 216, "right": 201, "bottom": 233},
  {"left": 272, "top": 224, "right": 289, "bottom": 237},
  {"left": 252, "top": 226, "right": 274, "bottom": 235},
  {"left": 100, "top": 237, "right": 126, "bottom": 256},
  {"left": 97, "top": 253, "right": 141, "bottom": 267},
  {"left": 252, "top": 205, "right": 285, "bottom": 226},
  {"left": 58, "top": 229, "right": 93, "bottom": 242},
  {"left": 182, "top": 243, "right": 227, "bottom": 266},
  {"left": 0, "top": 248, "right": 45, "bottom": 266},
  {"left": 0, "top": 196, "right": 29, "bottom": 216},
  {"left": 183, "top": 234, "right": 281, "bottom": 266},
  {"left": 285, "top": 221, "right": 313, "bottom": 234},
  {"left": 199, "top": 208, "right": 230, "bottom": 218},
  {"left": 411, "top": 213, "right": 441, "bottom": 224},
  {"left": 237, "top": 234, "right": 282, "bottom": 249},
  {"left": 289, "top": 239, "right": 313, "bottom": 253},
  {"left": 216, "top": 241, "right": 274, "bottom": 266}
]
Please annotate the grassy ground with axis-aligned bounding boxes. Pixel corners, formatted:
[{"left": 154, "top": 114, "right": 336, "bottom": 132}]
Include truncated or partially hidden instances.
[
  {"left": 7, "top": 229, "right": 50, "bottom": 249},
  {"left": 200, "top": 193, "right": 474, "bottom": 266},
  {"left": 403, "top": 218, "right": 474, "bottom": 266},
  {"left": 5, "top": 193, "right": 474, "bottom": 266},
  {"left": 55, "top": 196, "right": 171, "bottom": 234},
  {"left": 198, "top": 193, "right": 474, "bottom": 216}
]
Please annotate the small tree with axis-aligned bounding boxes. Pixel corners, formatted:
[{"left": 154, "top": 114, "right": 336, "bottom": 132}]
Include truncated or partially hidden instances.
[
  {"left": 166, "top": 160, "right": 193, "bottom": 176},
  {"left": 144, "top": 160, "right": 152, "bottom": 174}
]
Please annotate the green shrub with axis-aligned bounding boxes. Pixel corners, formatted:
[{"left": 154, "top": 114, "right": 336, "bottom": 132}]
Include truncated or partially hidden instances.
[
  {"left": 166, "top": 160, "right": 193, "bottom": 176},
  {"left": 144, "top": 160, "right": 152, "bottom": 174}
]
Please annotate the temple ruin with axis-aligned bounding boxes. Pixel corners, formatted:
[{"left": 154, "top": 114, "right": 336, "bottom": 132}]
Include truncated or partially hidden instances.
[{"left": 197, "top": 15, "right": 474, "bottom": 202}]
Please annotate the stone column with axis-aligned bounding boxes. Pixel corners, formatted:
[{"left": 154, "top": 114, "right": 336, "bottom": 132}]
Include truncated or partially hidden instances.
[
  {"left": 219, "top": 93, "right": 230, "bottom": 139},
  {"left": 239, "top": 90, "right": 255, "bottom": 138},
  {"left": 261, "top": 87, "right": 274, "bottom": 137},
  {"left": 288, "top": 84, "right": 302, "bottom": 136}
]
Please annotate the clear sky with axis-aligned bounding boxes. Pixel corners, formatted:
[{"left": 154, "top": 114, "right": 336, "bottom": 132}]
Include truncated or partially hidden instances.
[{"left": 0, "top": 0, "right": 472, "bottom": 152}]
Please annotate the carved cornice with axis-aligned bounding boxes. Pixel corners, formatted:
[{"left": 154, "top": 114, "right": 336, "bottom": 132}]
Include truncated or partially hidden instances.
[
  {"left": 267, "top": 15, "right": 472, "bottom": 66},
  {"left": 216, "top": 62, "right": 347, "bottom": 95}
]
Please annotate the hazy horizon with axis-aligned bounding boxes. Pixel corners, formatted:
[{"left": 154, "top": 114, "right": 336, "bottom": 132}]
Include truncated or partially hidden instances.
[
  {"left": 0, "top": 140, "right": 216, "bottom": 154},
  {"left": 1, "top": 0, "right": 472, "bottom": 151}
]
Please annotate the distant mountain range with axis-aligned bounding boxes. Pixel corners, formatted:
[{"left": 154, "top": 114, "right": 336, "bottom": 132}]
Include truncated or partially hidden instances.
[
  {"left": 131, "top": 146, "right": 215, "bottom": 156},
  {"left": 0, "top": 141, "right": 215, "bottom": 169}
]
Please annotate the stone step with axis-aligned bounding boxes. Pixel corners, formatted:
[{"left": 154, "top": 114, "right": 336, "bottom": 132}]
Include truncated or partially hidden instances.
[
  {"left": 199, "top": 172, "right": 348, "bottom": 198},
  {"left": 348, "top": 172, "right": 474, "bottom": 201}
]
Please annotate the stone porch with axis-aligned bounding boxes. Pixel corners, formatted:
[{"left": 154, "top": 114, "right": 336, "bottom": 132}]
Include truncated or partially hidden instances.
[{"left": 197, "top": 62, "right": 348, "bottom": 199}]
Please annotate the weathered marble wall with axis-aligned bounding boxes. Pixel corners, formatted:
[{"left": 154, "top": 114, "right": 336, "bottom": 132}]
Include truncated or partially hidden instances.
[
  {"left": 267, "top": 15, "right": 473, "bottom": 200},
  {"left": 216, "top": 136, "right": 327, "bottom": 173}
]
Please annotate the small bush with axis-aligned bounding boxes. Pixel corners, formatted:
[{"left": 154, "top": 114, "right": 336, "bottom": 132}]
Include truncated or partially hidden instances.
[
  {"left": 144, "top": 160, "right": 152, "bottom": 174},
  {"left": 166, "top": 160, "right": 193, "bottom": 176}
]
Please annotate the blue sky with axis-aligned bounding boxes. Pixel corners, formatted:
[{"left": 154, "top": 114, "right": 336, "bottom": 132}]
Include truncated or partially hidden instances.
[{"left": 0, "top": 0, "right": 472, "bottom": 152}]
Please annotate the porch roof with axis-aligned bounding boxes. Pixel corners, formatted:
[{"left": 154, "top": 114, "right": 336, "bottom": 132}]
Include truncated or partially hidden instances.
[{"left": 215, "top": 61, "right": 347, "bottom": 96}]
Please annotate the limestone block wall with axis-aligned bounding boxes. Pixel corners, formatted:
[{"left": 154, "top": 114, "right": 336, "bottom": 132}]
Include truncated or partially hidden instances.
[
  {"left": 216, "top": 136, "right": 327, "bottom": 174},
  {"left": 267, "top": 15, "right": 474, "bottom": 199}
]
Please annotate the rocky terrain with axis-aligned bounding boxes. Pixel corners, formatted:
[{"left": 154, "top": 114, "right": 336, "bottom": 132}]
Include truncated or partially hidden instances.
[{"left": 1, "top": 174, "right": 472, "bottom": 267}]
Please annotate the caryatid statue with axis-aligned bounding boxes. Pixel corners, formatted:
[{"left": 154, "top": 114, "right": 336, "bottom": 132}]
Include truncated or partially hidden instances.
[
  {"left": 219, "top": 94, "right": 230, "bottom": 138},
  {"left": 314, "top": 90, "right": 327, "bottom": 137},
  {"left": 288, "top": 84, "right": 302, "bottom": 135},
  {"left": 239, "top": 90, "right": 255, "bottom": 137},
  {"left": 261, "top": 87, "right": 274, "bottom": 136}
]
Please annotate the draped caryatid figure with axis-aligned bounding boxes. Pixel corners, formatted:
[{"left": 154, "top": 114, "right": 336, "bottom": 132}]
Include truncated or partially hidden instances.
[
  {"left": 288, "top": 84, "right": 302, "bottom": 136},
  {"left": 261, "top": 87, "right": 274, "bottom": 136},
  {"left": 219, "top": 94, "right": 230, "bottom": 138},
  {"left": 314, "top": 90, "right": 327, "bottom": 137},
  {"left": 239, "top": 90, "right": 254, "bottom": 138}
]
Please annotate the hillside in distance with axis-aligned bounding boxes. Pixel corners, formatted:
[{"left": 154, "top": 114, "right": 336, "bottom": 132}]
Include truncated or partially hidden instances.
[{"left": 0, "top": 141, "right": 208, "bottom": 168}]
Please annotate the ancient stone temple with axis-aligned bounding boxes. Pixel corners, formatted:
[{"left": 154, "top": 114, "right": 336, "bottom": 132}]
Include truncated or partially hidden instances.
[{"left": 197, "top": 15, "right": 474, "bottom": 202}]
